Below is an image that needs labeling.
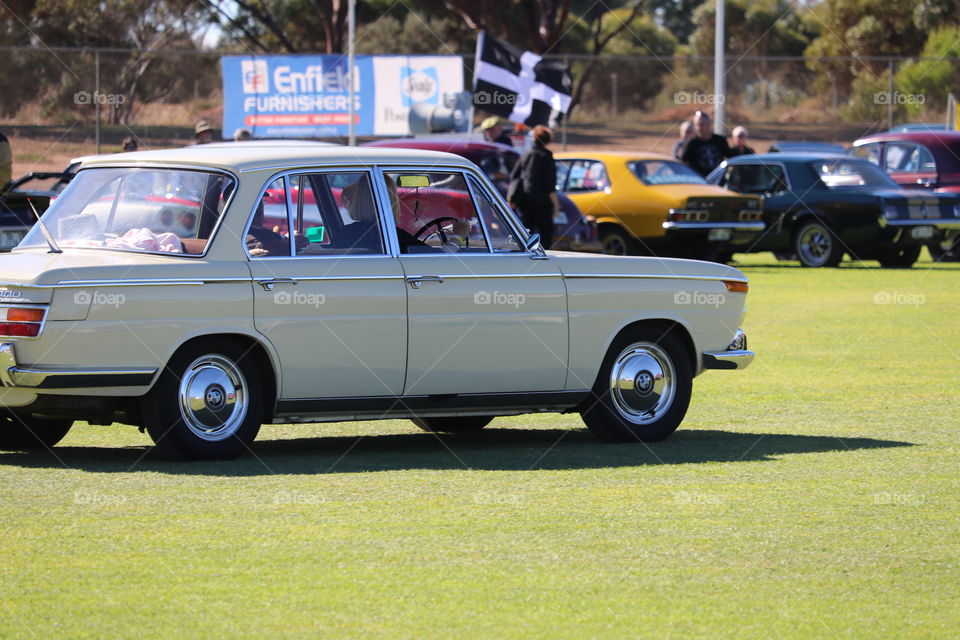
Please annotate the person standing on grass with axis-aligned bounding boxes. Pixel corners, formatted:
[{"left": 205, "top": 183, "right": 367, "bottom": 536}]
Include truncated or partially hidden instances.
[
  {"left": 0, "top": 131, "right": 11, "bottom": 189},
  {"left": 508, "top": 125, "right": 558, "bottom": 250},
  {"left": 681, "top": 111, "right": 732, "bottom": 177},
  {"left": 729, "top": 126, "right": 755, "bottom": 156},
  {"left": 673, "top": 120, "right": 694, "bottom": 160}
]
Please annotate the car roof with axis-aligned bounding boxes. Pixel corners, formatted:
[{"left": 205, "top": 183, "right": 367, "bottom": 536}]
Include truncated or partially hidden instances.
[
  {"left": 364, "top": 136, "right": 515, "bottom": 154},
  {"left": 854, "top": 130, "right": 960, "bottom": 145},
  {"left": 554, "top": 150, "right": 676, "bottom": 162},
  {"left": 726, "top": 152, "right": 855, "bottom": 163},
  {"left": 80, "top": 145, "right": 471, "bottom": 173}
]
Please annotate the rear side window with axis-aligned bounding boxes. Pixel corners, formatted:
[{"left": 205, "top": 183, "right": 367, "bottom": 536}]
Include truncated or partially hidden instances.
[
  {"left": 884, "top": 142, "right": 936, "bottom": 173},
  {"left": 561, "top": 160, "right": 609, "bottom": 192},
  {"left": 852, "top": 143, "right": 880, "bottom": 165},
  {"left": 723, "top": 164, "right": 789, "bottom": 194}
]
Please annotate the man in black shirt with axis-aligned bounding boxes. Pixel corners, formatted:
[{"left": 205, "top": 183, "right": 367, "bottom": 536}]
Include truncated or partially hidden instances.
[{"left": 681, "top": 111, "right": 732, "bottom": 177}]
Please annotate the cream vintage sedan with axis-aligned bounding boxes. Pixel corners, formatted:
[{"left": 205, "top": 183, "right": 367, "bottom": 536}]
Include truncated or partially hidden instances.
[{"left": 0, "top": 146, "right": 754, "bottom": 460}]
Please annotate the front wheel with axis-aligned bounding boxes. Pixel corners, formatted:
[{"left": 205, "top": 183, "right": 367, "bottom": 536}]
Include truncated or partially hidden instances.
[
  {"left": 580, "top": 327, "right": 692, "bottom": 442},
  {"left": 412, "top": 416, "right": 493, "bottom": 433},
  {"left": 141, "top": 338, "right": 264, "bottom": 460},
  {"left": 794, "top": 220, "right": 844, "bottom": 267},
  {"left": 0, "top": 411, "right": 73, "bottom": 450}
]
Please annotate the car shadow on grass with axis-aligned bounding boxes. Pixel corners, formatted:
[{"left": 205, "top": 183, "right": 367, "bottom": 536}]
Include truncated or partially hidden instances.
[{"left": 0, "top": 427, "right": 914, "bottom": 475}]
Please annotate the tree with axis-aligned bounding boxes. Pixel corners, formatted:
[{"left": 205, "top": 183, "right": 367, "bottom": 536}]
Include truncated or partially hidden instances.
[
  {"left": 649, "top": 0, "right": 704, "bottom": 44},
  {"left": 896, "top": 25, "right": 960, "bottom": 113}
]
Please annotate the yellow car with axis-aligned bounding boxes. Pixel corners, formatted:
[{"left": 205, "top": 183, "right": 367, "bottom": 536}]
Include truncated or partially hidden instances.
[{"left": 555, "top": 151, "right": 764, "bottom": 259}]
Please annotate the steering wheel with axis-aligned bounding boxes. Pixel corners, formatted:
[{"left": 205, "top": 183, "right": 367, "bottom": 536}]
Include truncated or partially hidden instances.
[{"left": 414, "top": 216, "right": 460, "bottom": 244}]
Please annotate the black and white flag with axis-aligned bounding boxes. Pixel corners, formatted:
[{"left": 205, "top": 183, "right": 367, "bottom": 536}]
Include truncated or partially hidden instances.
[{"left": 472, "top": 31, "right": 573, "bottom": 128}]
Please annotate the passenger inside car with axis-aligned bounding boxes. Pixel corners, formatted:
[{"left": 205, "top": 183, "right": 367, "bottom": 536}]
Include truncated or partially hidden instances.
[
  {"left": 246, "top": 198, "right": 290, "bottom": 256},
  {"left": 335, "top": 178, "right": 381, "bottom": 252}
]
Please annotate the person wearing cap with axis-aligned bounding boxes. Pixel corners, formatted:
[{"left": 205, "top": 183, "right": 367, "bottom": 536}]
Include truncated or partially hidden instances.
[
  {"left": 194, "top": 120, "right": 214, "bottom": 145},
  {"left": 481, "top": 117, "right": 513, "bottom": 146},
  {"left": 233, "top": 128, "right": 252, "bottom": 142}
]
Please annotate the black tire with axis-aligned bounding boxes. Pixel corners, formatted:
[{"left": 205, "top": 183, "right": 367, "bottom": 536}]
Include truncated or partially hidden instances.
[
  {"left": 928, "top": 235, "right": 960, "bottom": 262},
  {"left": 141, "top": 338, "right": 264, "bottom": 460},
  {"left": 794, "top": 220, "right": 844, "bottom": 268},
  {"left": 600, "top": 227, "right": 636, "bottom": 256},
  {"left": 580, "top": 325, "right": 693, "bottom": 442},
  {"left": 877, "top": 246, "right": 921, "bottom": 268},
  {"left": 0, "top": 411, "right": 73, "bottom": 450},
  {"left": 412, "top": 416, "right": 493, "bottom": 433}
]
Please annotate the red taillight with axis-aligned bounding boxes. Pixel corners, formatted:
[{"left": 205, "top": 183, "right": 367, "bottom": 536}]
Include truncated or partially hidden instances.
[
  {"left": 0, "top": 323, "right": 41, "bottom": 337},
  {"left": 0, "top": 306, "right": 46, "bottom": 338}
]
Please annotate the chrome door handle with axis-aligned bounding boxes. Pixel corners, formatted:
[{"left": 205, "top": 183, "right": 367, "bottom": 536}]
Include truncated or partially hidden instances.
[
  {"left": 405, "top": 275, "right": 444, "bottom": 289},
  {"left": 257, "top": 277, "right": 298, "bottom": 291}
]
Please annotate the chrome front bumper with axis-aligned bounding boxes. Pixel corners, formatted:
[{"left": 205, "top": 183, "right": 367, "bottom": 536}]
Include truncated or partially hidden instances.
[
  {"left": 0, "top": 342, "right": 157, "bottom": 389},
  {"left": 662, "top": 221, "right": 765, "bottom": 231},
  {"left": 702, "top": 329, "right": 755, "bottom": 370}
]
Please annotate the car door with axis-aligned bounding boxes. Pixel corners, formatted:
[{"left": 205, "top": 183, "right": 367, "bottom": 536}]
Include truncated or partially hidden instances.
[
  {"left": 385, "top": 168, "right": 569, "bottom": 396},
  {"left": 720, "top": 162, "right": 797, "bottom": 245},
  {"left": 248, "top": 169, "right": 407, "bottom": 400}
]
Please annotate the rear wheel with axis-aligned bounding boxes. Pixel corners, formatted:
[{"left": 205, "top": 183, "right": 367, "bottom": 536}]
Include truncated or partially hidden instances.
[
  {"left": 794, "top": 220, "right": 844, "bottom": 267},
  {"left": 0, "top": 411, "right": 73, "bottom": 450},
  {"left": 600, "top": 227, "right": 636, "bottom": 256},
  {"left": 141, "top": 338, "right": 264, "bottom": 460},
  {"left": 412, "top": 416, "right": 493, "bottom": 433},
  {"left": 581, "top": 326, "right": 692, "bottom": 442},
  {"left": 928, "top": 234, "right": 960, "bottom": 262},
  {"left": 877, "top": 246, "right": 921, "bottom": 268}
]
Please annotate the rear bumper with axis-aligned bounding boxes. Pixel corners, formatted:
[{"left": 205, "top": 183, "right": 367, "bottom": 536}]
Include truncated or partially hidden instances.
[
  {"left": 662, "top": 221, "right": 765, "bottom": 231},
  {"left": 0, "top": 342, "right": 156, "bottom": 389}
]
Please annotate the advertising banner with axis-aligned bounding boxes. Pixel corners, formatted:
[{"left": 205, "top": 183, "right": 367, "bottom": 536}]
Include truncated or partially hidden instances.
[{"left": 221, "top": 54, "right": 463, "bottom": 138}]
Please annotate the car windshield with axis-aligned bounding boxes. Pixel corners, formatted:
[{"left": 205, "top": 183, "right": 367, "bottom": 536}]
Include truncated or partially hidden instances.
[
  {"left": 812, "top": 160, "right": 897, "bottom": 188},
  {"left": 17, "top": 167, "right": 235, "bottom": 255},
  {"left": 629, "top": 160, "right": 706, "bottom": 186}
]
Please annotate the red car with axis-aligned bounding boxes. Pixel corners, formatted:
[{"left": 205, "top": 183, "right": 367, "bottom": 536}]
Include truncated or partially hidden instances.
[
  {"left": 364, "top": 136, "right": 602, "bottom": 252},
  {"left": 851, "top": 131, "right": 960, "bottom": 260}
]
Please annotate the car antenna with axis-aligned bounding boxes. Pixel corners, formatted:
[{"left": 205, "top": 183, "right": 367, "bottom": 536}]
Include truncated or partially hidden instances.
[{"left": 27, "top": 198, "right": 62, "bottom": 254}]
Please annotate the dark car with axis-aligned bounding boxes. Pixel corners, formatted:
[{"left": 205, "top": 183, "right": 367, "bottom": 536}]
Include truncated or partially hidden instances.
[
  {"left": 851, "top": 131, "right": 960, "bottom": 260},
  {"left": 0, "top": 172, "right": 66, "bottom": 250},
  {"left": 363, "top": 136, "right": 602, "bottom": 252},
  {"left": 706, "top": 153, "right": 960, "bottom": 268}
]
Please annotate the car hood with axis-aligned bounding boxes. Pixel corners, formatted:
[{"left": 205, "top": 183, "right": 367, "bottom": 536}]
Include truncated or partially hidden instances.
[{"left": 549, "top": 251, "right": 747, "bottom": 282}]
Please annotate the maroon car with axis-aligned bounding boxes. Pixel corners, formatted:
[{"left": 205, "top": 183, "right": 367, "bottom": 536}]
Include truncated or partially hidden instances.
[
  {"left": 851, "top": 131, "right": 960, "bottom": 260},
  {"left": 364, "top": 136, "right": 602, "bottom": 252}
]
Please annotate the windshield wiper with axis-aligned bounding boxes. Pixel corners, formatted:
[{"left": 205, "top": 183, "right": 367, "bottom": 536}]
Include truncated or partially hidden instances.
[{"left": 27, "top": 198, "right": 62, "bottom": 254}]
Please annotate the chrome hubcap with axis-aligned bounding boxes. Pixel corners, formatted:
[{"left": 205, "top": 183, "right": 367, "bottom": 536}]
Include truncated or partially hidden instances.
[
  {"left": 799, "top": 226, "right": 831, "bottom": 265},
  {"left": 609, "top": 342, "right": 676, "bottom": 425},
  {"left": 178, "top": 354, "right": 247, "bottom": 441}
]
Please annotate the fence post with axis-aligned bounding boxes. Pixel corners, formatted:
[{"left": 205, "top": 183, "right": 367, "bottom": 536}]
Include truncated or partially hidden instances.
[
  {"left": 887, "top": 58, "right": 894, "bottom": 130},
  {"left": 611, "top": 72, "right": 618, "bottom": 116},
  {"left": 95, "top": 50, "right": 101, "bottom": 155}
]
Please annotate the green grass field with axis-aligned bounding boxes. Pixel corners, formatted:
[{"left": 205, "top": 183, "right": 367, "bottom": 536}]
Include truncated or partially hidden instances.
[{"left": 1, "top": 254, "right": 957, "bottom": 639}]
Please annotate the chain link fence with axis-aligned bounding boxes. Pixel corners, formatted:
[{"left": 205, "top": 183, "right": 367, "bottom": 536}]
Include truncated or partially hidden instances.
[{"left": 1, "top": 46, "right": 957, "bottom": 148}]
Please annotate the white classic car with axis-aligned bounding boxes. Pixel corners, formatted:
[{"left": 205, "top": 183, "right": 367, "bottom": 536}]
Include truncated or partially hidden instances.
[{"left": 0, "top": 146, "right": 754, "bottom": 460}]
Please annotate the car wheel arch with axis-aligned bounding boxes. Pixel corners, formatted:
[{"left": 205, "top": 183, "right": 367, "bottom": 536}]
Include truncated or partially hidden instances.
[
  {"left": 154, "top": 333, "right": 279, "bottom": 422},
  {"left": 603, "top": 318, "right": 698, "bottom": 379}
]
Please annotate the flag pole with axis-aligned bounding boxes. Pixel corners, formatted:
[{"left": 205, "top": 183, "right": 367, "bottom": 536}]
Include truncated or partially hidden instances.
[
  {"left": 470, "top": 31, "right": 483, "bottom": 134},
  {"left": 714, "top": 0, "right": 725, "bottom": 135},
  {"left": 347, "top": 0, "right": 356, "bottom": 146}
]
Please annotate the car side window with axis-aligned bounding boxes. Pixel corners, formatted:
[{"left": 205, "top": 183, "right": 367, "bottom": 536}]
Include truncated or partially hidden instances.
[
  {"left": 555, "top": 160, "right": 571, "bottom": 191},
  {"left": 852, "top": 143, "right": 880, "bottom": 166},
  {"left": 385, "top": 171, "right": 489, "bottom": 254},
  {"left": 470, "top": 177, "right": 523, "bottom": 252},
  {"left": 731, "top": 164, "right": 788, "bottom": 195},
  {"left": 247, "top": 171, "right": 385, "bottom": 258},
  {"left": 564, "top": 160, "right": 609, "bottom": 192},
  {"left": 884, "top": 142, "right": 936, "bottom": 174}
]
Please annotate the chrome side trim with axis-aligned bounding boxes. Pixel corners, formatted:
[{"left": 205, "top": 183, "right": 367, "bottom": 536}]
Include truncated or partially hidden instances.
[
  {"left": 0, "top": 275, "right": 407, "bottom": 289},
  {"left": 880, "top": 218, "right": 960, "bottom": 229},
  {"left": 662, "top": 221, "right": 766, "bottom": 230},
  {"left": 562, "top": 273, "right": 748, "bottom": 283},
  {"left": 8, "top": 367, "right": 158, "bottom": 389},
  {"left": 702, "top": 350, "right": 755, "bottom": 370}
]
